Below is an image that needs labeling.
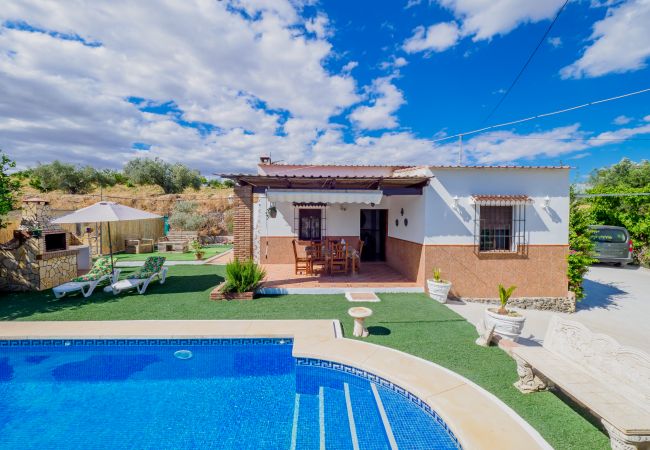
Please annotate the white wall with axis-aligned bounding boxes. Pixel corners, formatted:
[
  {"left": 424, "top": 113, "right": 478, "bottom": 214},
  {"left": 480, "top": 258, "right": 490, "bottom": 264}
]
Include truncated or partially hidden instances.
[
  {"left": 253, "top": 167, "right": 569, "bottom": 246},
  {"left": 385, "top": 195, "right": 426, "bottom": 243},
  {"left": 424, "top": 168, "right": 569, "bottom": 245},
  {"left": 255, "top": 194, "right": 392, "bottom": 237}
]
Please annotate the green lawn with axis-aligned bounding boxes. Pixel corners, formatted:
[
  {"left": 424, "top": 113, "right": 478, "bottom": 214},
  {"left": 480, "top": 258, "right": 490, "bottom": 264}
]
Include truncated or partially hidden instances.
[
  {"left": 114, "top": 244, "right": 231, "bottom": 261},
  {"left": 0, "top": 265, "right": 608, "bottom": 450}
]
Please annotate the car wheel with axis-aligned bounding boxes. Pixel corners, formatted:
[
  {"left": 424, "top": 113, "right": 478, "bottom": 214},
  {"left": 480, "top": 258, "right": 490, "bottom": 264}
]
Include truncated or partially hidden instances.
[{"left": 614, "top": 262, "right": 622, "bottom": 267}]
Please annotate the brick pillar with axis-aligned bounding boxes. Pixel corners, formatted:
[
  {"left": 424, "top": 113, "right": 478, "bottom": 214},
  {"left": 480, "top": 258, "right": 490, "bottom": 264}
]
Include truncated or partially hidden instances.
[{"left": 233, "top": 185, "right": 253, "bottom": 261}]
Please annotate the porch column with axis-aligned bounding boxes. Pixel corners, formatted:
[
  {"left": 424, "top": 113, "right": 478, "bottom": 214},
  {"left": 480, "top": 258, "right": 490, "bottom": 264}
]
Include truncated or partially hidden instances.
[{"left": 233, "top": 185, "right": 253, "bottom": 261}]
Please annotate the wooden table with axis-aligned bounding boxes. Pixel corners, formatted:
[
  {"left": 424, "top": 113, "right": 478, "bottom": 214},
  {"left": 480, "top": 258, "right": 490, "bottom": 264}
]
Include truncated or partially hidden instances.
[{"left": 305, "top": 245, "right": 360, "bottom": 275}]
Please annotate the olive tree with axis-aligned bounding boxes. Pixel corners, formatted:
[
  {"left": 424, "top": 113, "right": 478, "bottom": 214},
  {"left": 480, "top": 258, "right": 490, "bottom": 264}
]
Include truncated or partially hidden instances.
[{"left": 123, "top": 157, "right": 201, "bottom": 194}]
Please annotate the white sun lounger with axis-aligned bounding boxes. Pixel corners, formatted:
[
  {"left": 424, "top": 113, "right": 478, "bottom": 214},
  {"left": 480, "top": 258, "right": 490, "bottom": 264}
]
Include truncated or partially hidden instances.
[
  {"left": 53, "top": 270, "right": 121, "bottom": 299},
  {"left": 107, "top": 267, "right": 168, "bottom": 295}
]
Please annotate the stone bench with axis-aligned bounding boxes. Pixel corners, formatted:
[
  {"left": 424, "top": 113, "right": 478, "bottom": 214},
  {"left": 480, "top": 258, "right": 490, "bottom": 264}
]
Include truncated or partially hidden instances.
[{"left": 511, "top": 316, "right": 650, "bottom": 449}]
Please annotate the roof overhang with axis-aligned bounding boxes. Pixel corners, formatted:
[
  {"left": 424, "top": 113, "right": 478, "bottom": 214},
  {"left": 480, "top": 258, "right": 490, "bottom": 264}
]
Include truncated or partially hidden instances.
[
  {"left": 471, "top": 194, "right": 533, "bottom": 206},
  {"left": 218, "top": 174, "right": 430, "bottom": 195},
  {"left": 267, "top": 189, "right": 383, "bottom": 204}
]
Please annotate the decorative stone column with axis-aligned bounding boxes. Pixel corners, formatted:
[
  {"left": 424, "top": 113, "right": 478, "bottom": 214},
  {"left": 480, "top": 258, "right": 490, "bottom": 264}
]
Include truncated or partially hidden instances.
[{"left": 233, "top": 185, "right": 253, "bottom": 261}]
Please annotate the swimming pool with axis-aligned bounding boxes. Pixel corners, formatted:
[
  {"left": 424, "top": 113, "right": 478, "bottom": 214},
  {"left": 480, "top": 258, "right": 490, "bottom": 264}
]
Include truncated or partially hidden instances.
[{"left": 0, "top": 339, "right": 460, "bottom": 449}]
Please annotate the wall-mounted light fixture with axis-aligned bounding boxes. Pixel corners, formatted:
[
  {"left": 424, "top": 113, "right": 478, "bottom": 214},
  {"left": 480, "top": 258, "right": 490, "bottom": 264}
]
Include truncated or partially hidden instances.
[
  {"left": 543, "top": 196, "right": 551, "bottom": 210},
  {"left": 452, "top": 195, "right": 460, "bottom": 210},
  {"left": 339, "top": 204, "right": 347, "bottom": 212}
]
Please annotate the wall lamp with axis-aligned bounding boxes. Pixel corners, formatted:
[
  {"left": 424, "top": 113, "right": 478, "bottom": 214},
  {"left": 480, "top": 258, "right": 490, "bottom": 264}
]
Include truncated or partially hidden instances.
[{"left": 543, "top": 196, "right": 551, "bottom": 210}]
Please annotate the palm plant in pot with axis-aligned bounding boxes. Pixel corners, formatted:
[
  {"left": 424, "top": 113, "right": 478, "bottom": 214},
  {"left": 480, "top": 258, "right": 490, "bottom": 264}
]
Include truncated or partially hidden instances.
[
  {"left": 483, "top": 284, "right": 525, "bottom": 341},
  {"left": 427, "top": 268, "right": 452, "bottom": 303}
]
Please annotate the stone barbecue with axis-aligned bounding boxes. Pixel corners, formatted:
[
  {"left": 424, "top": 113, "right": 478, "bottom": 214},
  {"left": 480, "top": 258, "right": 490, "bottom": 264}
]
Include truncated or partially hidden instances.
[{"left": 0, "top": 198, "right": 78, "bottom": 291}]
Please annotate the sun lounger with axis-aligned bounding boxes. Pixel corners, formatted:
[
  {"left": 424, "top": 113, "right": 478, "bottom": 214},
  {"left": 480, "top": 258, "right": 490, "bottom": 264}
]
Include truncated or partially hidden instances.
[
  {"left": 108, "top": 256, "right": 167, "bottom": 295},
  {"left": 53, "top": 256, "right": 119, "bottom": 299}
]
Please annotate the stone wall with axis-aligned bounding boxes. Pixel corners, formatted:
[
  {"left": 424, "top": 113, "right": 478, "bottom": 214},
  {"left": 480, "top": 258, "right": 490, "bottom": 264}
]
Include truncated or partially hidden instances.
[
  {"left": 0, "top": 238, "right": 40, "bottom": 291},
  {"left": 0, "top": 236, "right": 78, "bottom": 292},
  {"left": 38, "top": 252, "right": 78, "bottom": 290},
  {"left": 459, "top": 293, "right": 576, "bottom": 313}
]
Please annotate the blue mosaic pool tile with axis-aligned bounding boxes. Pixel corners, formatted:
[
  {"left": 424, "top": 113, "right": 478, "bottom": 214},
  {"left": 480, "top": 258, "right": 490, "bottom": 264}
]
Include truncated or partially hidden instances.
[
  {"left": 0, "top": 338, "right": 293, "bottom": 347},
  {"left": 296, "top": 393, "right": 320, "bottom": 449}
]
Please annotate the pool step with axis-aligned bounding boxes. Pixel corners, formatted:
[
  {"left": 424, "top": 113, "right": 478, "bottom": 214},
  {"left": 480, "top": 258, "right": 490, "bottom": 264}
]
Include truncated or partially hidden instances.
[
  {"left": 293, "top": 382, "right": 399, "bottom": 450},
  {"left": 371, "top": 384, "right": 398, "bottom": 450},
  {"left": 346, "top": 382, "right": 393, "bottom": 450}
]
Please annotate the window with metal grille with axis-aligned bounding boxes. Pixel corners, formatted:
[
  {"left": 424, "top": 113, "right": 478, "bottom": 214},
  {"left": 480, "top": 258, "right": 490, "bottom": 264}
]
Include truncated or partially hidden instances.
[
  {"left": 298, "top": 209, "right": 322, "bottom": 241},
  {"left": 479, "top": 206, "right": 512, "bottom": 251},
  {"left": 474, "top": 204, "right": 527, "bottom": 254}
]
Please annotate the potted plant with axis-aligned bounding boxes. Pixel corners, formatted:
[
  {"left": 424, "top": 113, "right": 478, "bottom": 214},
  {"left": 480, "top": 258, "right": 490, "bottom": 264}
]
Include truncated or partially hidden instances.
[
  {"left": 210, "top": 259, "right": 266, "bottom": 300},
  {"left": 191, "top": 239, "right": 205, "bottom": 260},
  {"left": 483, "top": 284, "right": 526, "bottom": 341},
  {"left": 427, "top": 268, "right": 452, "bottom": 303}
]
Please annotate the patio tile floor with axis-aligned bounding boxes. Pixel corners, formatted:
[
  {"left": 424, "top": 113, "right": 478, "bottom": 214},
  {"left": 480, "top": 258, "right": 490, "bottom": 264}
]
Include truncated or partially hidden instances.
[{"left": 260, "top": 262, "right": 420, "bottom": 289}]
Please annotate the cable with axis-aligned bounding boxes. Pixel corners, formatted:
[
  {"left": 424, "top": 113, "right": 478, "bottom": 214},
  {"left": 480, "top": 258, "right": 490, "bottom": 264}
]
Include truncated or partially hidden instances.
[
  {"left": 433, "top": 87, "right": 650, "bottom": 143},
  {"left": 481, "top": 0, "right": 570, "bottom": 125}
]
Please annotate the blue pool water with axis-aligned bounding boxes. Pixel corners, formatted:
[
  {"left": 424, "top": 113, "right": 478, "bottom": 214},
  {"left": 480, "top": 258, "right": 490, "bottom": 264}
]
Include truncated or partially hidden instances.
[{"left": 0, "top": 339, "right": 460, "bottom": 449}]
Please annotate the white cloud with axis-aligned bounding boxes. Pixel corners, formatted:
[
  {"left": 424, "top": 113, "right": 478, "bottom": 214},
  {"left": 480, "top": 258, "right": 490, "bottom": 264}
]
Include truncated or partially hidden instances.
[
  {"left": 403, "top": 22, "right": 460, "bottom": 54},
  {"left": 612, "top": 115, "right": 632, "bottom": 125},
  {"left": 561, "top": 0, "right": 650, "bottom": 78},
  {"left": 342, "top": 61, "right": 359, "bottom": 73},
  {"left": 305, "top": 14, "right": 331, "bottom": 39},
  {"left": 379, "top": 56, "right": 409, "bottom": 70},
  {"left": 405, "top": 0, "right": 423, "bottom": 9},
  {"left": 349, "top": 78, "right": 406, "bottom": 130},
  {"left": 438, "top": 0, "right": 566, "bottom": 41},
  {"left": 0, "top": 0, "right": 360, "bottom": 172},
  {"left": 548, "top": 37, "right": 562, "bottom": 48}
]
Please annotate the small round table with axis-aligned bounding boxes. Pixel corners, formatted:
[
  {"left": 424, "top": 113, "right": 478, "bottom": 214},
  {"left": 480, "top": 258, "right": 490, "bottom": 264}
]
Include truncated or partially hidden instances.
[{"left": 348, "top": 307, "right": 373, "bottom": 337}]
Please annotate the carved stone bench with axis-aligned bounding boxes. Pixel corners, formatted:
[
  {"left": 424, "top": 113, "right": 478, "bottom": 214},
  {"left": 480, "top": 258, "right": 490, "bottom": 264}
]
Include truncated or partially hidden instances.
[{"left": 511, "top": 316, "right": 650, "bottom": 449}]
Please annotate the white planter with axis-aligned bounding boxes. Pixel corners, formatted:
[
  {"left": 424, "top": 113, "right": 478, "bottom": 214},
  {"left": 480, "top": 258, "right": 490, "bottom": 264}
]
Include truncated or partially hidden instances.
[
  {"left": 427, "top": 280, "right": 452, "bottom": 303},
  {"left": 484, "top": 308, "right": 526, "bottom": 341}
]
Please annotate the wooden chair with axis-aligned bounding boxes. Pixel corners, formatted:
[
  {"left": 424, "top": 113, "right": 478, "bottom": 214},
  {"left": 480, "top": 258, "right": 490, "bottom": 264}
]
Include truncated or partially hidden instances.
[
  {"left": 292, "top": 240, "right": 311, "bottom": 275},
  {"left": 329, "top": 243, "right": 348, "bottom": 275},
  {"left": 351, "top": 240, "right": 364, "bottom": 274},
  {"left": 309, "top": 242, "right": 328, "bottom": 274}
]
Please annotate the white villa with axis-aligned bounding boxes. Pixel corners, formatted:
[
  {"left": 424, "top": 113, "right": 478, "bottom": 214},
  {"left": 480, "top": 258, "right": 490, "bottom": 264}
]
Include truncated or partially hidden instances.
[{"left": 223, "top": 159, "right": 571, "bottom": 308}]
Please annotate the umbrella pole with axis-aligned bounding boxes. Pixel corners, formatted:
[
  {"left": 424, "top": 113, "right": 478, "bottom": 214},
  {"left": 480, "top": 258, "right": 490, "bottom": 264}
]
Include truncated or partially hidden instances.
[{"left": 107, "top": 222, "right": 115, "bottom": 279}]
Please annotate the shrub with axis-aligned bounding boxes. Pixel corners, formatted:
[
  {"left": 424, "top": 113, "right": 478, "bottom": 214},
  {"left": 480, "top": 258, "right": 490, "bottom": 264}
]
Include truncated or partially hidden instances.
[
  {"left": 221, "top": 259, "right": 266, "bottom": 293},
  {"left": 568, "top": 187, "right": 596, "bottom": 300},
  {"left": 123, "top": 157, "right": 201, "bottom": 194},
  {"left": 168, "top": 201, "right": 206, "bottom": 231}
]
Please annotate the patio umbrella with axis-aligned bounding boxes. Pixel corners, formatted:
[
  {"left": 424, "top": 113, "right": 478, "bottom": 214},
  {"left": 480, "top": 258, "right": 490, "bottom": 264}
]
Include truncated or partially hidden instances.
[{"left": 52, "top": 201, "right": 161, "bottom": 275}]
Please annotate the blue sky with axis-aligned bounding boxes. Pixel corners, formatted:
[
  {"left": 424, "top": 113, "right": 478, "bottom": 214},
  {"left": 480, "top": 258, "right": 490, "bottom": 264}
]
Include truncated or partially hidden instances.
[{"left": 1, "top": 0, "right": 649, "bottom": 181}]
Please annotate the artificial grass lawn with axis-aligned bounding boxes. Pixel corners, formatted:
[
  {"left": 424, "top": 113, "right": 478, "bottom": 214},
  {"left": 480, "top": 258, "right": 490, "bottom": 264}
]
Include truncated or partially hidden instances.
[
  {"left": 1, "top": 265, "right": 608, "bottom": 450},
  {"left": 114, "top": 244, "right": 231, "bottom": 261}
]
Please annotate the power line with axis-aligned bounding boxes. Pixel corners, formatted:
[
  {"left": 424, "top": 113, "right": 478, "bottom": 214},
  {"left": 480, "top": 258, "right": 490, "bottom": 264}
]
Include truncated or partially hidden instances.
[
  {"left": 434, "top": 87, "right": 650, "bottom": 144},
  {"left": 482, "top": 0, "right": 570, "bottom": 125},
  {"left": 472, "top": 136, "right": 650, "bottom": 142}
]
